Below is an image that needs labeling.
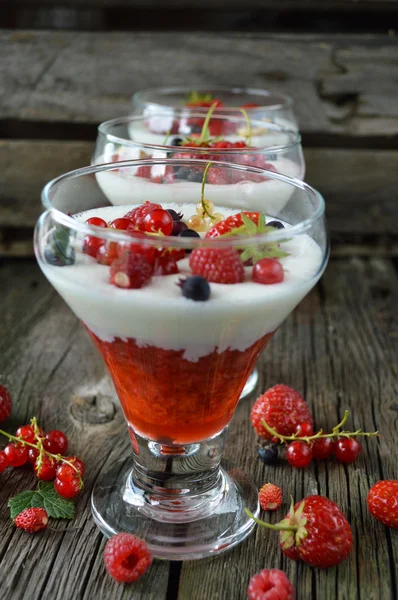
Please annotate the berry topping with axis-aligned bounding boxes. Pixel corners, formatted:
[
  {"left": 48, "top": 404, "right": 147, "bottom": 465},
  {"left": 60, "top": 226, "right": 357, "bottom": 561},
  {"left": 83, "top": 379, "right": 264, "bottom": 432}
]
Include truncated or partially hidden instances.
[
  {"left": 143, "top": 208, "right": 173, "bottom": 235},
  {"left": 251, "top": 385, "right": 313, "bottom": 440},
  {"left": 180, "top": 276, "right": 211, "bottom": 302},
  {"left": 96, "top": 241, "right": 118, "bottom": 266},
  {"left": 4, "top": 442, "right": 28, "bottom": 467},
  {"left": 253, "top": 258, "right": 284, "bottom": 285},
  {"left": 257, "top": 445, "right": 278, "bottom": 465},
  {"left": 335, "top": 438, "right": 362, "bottom": 463},
  {"left": 34, "top": 454, "right": 58, "bottom": 481},
  {"left": 110, "top": 254, "right": 152, "bottom": 289},
  {"left": 167, "top": 209, "right": 183, "bottom": 221},
  {"left": 178, "top": 229, "right": 201, "bottom": 239},
  {"left": 189, "top": 247, "right": 244, "bottom": 284},
  {"left": 85, "top": 216, "right": 108, "bottom": 228},
  {"left": 367, "top": 480, "right": 398, "bottom": 529},
  {"left": 124, "top": 202, "right": 162, "bottom": 231},
  {"left": 206, "top": 211, "right": 260, "bottom": 238},
  {"left": 0, "top": 450, "right": 8, "bottom": 473},
  {"left": 43, "top": 430, "right": 69, "bottom": 455},
  {"left": 267, "top": 220, "right": 284, "bottom": 229},
  {"left": 14, "top": 508, "right": 48, "bottom": 534},
  {"left": 171, "top": 220, "right": 188, "bottom": 236},
  {"left": 259, "top": 483, "right": 283, "bottom": 511},
  {"left": 109, "top": 217, "right": 134, "bottom": 231},
  {"left": 187, "top": 215, "right": 207, "bottom": 233},
  {"left": 170, "top": 137, "right": 183, "bottom": 146},
  {"left": 83, "top": 235, "right": 104, "bottom": 259},
  {"left": 311, "top": 437, "right": 335, "bottom": 460},
  {"left": 117, "top": 231, "right": 157, "bottom": 265},
  {"left": 286, "top": 441, "right": 313, "bottom": 468},
  {"left": 0, "top": 384, "right": 12, "bottom": 422},
  {"left": 247, "top": 569, "right": 294, "bottom": 600},
  {"left": 153, "top": 255, "right": 179, "bottom": 276},
  {"left": 54, "top": 477, "right": 80, "bottom": 499},
  {"left": 104, "top": 533, "right": 152, "bottom": 583}
]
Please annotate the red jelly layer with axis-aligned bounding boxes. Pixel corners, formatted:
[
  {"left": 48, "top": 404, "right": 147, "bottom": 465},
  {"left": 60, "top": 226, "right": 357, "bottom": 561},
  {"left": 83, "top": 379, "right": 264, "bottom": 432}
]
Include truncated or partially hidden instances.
[{"left": 87, "top": 330, "right": 275, "bottom": 444}]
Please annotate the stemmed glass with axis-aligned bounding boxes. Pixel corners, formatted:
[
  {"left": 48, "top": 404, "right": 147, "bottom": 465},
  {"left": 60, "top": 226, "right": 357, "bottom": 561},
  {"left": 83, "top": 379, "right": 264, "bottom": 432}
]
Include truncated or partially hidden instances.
[
  {"left": 34, "top": 159, "right": 328, "bottom": 560},
  {"left": 132, "top": 86, "right": 298, "bottom": 130}
]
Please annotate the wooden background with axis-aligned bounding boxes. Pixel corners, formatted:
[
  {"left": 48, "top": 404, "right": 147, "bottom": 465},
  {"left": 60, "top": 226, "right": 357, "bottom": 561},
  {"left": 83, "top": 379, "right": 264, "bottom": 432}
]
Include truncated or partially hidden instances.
[{"left": 0, "top": 2, "right": 398, "bottom": 599}]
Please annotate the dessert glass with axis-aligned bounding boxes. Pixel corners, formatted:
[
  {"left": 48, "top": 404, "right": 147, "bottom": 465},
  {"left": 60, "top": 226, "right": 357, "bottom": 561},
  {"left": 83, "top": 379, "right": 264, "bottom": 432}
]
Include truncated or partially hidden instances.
[
  {"left": 34, "top": 159, "right": 328, "bottom": 560},
  {"left": 132, "top": 86, "right": 297, "bottom": 130}
]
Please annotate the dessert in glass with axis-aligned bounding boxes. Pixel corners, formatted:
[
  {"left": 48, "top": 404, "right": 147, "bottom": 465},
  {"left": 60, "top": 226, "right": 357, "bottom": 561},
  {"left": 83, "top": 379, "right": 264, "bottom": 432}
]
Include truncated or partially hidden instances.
[
  {"left": 34, "top": 158, "right": 328, "bottom": 560},
  {"left": 132, "top": 86, "right": 297, "bottom": 130},
  {"left": 93, "top": 111, "right": 304, "bottom": 398}
]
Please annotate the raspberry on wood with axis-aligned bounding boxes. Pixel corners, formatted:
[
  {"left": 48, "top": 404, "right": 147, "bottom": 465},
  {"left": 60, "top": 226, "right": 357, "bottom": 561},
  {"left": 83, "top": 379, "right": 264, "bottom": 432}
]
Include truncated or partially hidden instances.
[
  {"left": 104, "top": 533, "right": 152, "bottom": 583},
  {"left": 247, "top": 568, "right": 294, "bottom": 600}
]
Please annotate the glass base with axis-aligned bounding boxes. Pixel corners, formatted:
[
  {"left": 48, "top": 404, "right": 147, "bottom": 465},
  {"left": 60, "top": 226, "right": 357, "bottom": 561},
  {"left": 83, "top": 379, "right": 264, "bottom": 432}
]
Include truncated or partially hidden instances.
[
  {"left": 91, "top": 456, "right": 259, "bottom": 560},
  {"left": 239, "top": 367, "right": 259, "bottom": 400}
]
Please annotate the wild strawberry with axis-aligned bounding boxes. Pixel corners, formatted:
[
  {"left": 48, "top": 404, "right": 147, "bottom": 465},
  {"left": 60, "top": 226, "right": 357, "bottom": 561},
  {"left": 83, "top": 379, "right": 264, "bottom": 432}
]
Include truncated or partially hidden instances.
[
  {"left": 259, "top": 483, "right": 283, "bottom": 511},
  {"left": 104, "top": 533, "right": 152, "bottom": 583},
  {"left": 189, "top": 247, "right": 244, "bottom": 284},
  {"left": 124, "top": 202, "right": 162, "bottom": 231},
  {"left": 0, "top": 384, "right": 12, "bottom": 422},
  {"left": 367, "top": 480, "right": 398, "bottom": 529},
  {"left": 205, "top": 212, "right": 260, "bottom": 238},
  {"left": 247, "top": 569, "right": 294, "bottom": 600},
  {"left": 110, "top": 254, "right": 152, "bottom": 289},
  {"left": 251, "top": 384, "right": 313, "bottom": 440},
  {"left": 14, "top": 508, "right": 48, "bottom": 533}
]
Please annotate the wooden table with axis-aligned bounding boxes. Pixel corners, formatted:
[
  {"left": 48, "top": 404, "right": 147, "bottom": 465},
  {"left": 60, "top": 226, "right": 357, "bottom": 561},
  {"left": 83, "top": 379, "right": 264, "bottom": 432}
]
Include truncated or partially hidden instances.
[{"left": 1, "top": 27, "right": 398, "bottom": 600}]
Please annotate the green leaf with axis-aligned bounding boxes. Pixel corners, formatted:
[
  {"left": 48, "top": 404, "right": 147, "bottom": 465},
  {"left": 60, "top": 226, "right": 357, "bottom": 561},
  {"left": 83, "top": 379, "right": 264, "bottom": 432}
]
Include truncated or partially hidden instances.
[
  {"left": 37, "top": 482, "right": 75, "bottom": 519},
  {"left": 44, "top": 224, "right": 75, "bottom": 267},
  {"left": 8, "top": 490, "right": 36, "bottom": 520}
]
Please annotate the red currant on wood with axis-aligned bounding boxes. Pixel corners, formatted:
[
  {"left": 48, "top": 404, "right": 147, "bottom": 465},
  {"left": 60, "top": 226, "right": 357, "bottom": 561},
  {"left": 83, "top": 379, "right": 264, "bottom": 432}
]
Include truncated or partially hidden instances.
[
  {"left": 54, "top": 477, "right": 80, "bottom": 499},
  {"left": 295, "top": 422, "right": 314, "bottom": 437},
  {"left": 43, "top": 430, "right": 69, "bottom": 455},
  {"left": 335, "top": 438, "right": 362, "bottom": 464},
  {"left": 34, "top": 455, "right": 58, "bottom": 481},
  {"left": 286, "top": 441, "right": 312, "bottom": 468},
  {"left": 4, "top": 443, "right": 28, "bottom": 467},
  {"left": 311, "top": 437, "right": 335, "bottom": 460}
]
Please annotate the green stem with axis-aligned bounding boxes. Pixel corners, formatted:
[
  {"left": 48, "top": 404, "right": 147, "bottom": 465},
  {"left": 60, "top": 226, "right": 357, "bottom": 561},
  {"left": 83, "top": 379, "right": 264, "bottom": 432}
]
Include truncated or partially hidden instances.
[
  {"left": 332, "top": 410, "right": 349, "bottom": 434},
  {"left": 240, "top": 108, "right": 252, "bottom": 147},
  {"left": 162, "top": 128, "right": 172, "bottom": 145},
  {"left": 245, "top": 509, "right": 297, "bottom": 532},
  {"left": 198, "top": 103, "right": 218, "bottom": 145},
  {"left": 201, "top": 162, "right": 215, "bottom": 220}
]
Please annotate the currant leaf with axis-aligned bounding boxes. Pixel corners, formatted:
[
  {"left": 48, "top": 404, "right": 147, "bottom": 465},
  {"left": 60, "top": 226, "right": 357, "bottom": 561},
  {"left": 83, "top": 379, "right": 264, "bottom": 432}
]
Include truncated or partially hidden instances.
[
  {"left": 37, "top": 482, "right": 75, "bottom": 519},
  {"left": 8, "top": 490, "right": 36, "bottom": 520}
]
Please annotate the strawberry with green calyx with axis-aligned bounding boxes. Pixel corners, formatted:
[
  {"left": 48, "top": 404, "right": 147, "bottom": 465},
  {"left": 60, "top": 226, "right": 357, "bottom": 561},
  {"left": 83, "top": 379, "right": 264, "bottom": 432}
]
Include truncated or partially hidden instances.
[
  {"left": 185, "top": 91, "right": 224, "bottom": 108},
  {"left": 246, "top": 495, "right": 353, "bottom": 568}
]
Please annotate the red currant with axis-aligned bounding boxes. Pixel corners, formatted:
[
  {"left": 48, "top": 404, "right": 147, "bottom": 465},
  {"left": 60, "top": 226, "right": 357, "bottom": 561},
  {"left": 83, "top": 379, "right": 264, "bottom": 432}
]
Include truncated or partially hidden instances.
[
  {"left": 43, "top": 430, "right": 69, "bottom": 455},
  {"left": 286, "top": 441, "right": 312, "bottom": 468},
  {"left": 34, "top": 455, "right": 57, "bottom": 481},
  {"left": 296, "top": 422, "right": 314, "bottom": 437},
  {"left": 311, "top": 437, "right": 335, "bottom": 460},
  {"left": 143, "top": 209, "right": 173, "bottom": 235},
  {"left": 28, "top": 447, "right": 40, "bottom": 464},
  {"left": 65, "top": 456, "right": 85, "bottom": 477},
  {"left": 54, "top": 477, "right": 80, "bottom": 499},
  {"left": 335, "top": 438, "right": 362, "bottom": 464},
  {"left": 85, "top": 216, "right": 107, "bottom": 228},
  {"left": 117, "top": 231, "right": 156, "bottom": 265},
  {"left": 83, "top": 235, "right": 104, "bottom": 258},
  {"left": 0, "top": 450, "right": 8, "bottom": 473},
  {"left": 109, "top": 218, "right": 134, "bottom": 231},
  {"left": 4, "top": 443, "right": 28, "bottom": 467},
  {"left": 16, "top": 424, "right": 36, "bottom": 444},
  {"left": 252, "top": 258, "right": 284, "bottom": 285},
  {"left": 96, "top": 241, "right": 118, "bottom": 265}
]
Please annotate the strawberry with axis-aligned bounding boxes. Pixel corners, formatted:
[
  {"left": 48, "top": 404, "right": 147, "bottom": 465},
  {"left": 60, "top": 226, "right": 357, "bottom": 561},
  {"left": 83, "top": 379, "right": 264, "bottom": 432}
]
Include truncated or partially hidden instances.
[
  {"left": 205, "top": 212, "right": 260, "bottom": 238},
  {"left": 124, "top": 202, "right": 161, "bottom": 231},
  {"left": 189, "top": 247, "right": 244, "bottom": 284},
  {"left": 259, "top": 483, "right": 283, "bottom": 511},
  {"left": 367, "top": 480, "right": 398, "bottom": 529},
  {"left": 251, "top": 384, "right": 313, "bottom": 440},
  {"left": 14, "top": 508, "right": 48, "bottom": 533},
  {"left": 252, "top": 495, "right": 353, "bottom": 568}
]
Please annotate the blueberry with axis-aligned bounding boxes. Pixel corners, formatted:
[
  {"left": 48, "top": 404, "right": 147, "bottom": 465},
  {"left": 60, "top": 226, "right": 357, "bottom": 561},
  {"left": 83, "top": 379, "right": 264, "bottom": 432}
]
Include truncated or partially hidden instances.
[
  {"left": 258, "top": 445, "right": 278, "bottom": 465},
  {"left": 167, "top": 209, "right": 183, "bottom": 222},
  {"left": 172, "top": 221, "right": 188, "bottom": 236},
  {"left": 170, "top": 137, "right": 183, "bottom": 146},
  {"left": 175, "top": 167, "right": 191, "bottom": 180},
  {"left": 181, "top": 276, "right": 210, "bottom": 301},
  {"left": 178, "top": 229, "right": 200, "bottom": 239},
  {"left": 267, "top": 220, "right": 284, "bottom": 230},
  {"left": 187, "top": 171, "right": 203, "bottom": 183}
]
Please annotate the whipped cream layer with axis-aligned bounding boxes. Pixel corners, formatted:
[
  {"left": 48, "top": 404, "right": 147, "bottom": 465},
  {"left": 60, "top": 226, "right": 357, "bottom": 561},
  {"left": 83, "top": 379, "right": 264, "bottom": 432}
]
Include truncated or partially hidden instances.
[
  {"left": 40, "top": 203, "right": 324, "bottom": 362},
  {"left": 95, "top": 158, "right": 302, "bottom": 215}
]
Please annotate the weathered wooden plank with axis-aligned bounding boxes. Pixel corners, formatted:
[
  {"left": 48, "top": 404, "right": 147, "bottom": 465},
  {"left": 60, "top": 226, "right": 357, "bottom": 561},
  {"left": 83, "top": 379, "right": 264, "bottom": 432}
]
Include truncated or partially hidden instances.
[
  {"left": 0, "top": 260, "right": 170, "bottom": 600},
  {"left": 1, "top": 31, "right": 397, "bottom": 138},
  {"left": 0, "top": 141, "right": 397, "bottom": 257},
  {"left": 7, "top": 0, "right": 398, "bottom": 8},
  {"left": 178, "top": 257, "right": 398, "bottom": 600}
]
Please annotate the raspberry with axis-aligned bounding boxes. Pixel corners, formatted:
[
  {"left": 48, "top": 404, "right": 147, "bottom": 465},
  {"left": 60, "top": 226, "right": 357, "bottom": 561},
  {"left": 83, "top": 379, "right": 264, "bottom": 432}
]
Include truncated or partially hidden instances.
[
  {"left": 206, "top": 212, "right": 260, "bottom": 238},
  {"left": 110, "top": 254, "right": 152, "bottom": 289},
  {"left": 259, "top": 483, "right": 283, "bottom": 511},
  {"left": 247, "top": 569, "right": 294, "bottom": 600},
  {"left": 0, "top": 384, "right": 12, "bottom": 422},
  {"left": 251, "top": 384, "right": 313, "bottom": 440},
  {"left": 14, "top": 508, "right": 48, "bottom": 533},
  {"left": 104, "top": 533, "right": 152, "bottom": 583},
  {"left": 189, "top": 247, "right": 244, "bottom": 284},
  {"left": 124, "top": 202, "right": 161, "bottom": 231}
]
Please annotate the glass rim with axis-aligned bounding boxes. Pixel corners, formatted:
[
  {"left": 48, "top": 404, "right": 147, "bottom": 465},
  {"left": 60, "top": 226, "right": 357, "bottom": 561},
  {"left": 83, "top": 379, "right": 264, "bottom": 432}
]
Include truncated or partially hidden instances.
[
  {"left": 41, "top": 158, "right": 325, "bottom": 250},
  {"left": 97, "top": 113, "right": 301, "bottom": 155},
  {"left": 133, "top": 86, "right": 294, "bottom": 111}
]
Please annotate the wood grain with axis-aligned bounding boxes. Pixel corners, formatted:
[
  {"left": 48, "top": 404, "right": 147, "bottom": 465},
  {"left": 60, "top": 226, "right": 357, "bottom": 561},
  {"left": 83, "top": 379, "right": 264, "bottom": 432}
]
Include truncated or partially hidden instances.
[{"left": 1, "top": 31, "right": 397, "bottom": 138}]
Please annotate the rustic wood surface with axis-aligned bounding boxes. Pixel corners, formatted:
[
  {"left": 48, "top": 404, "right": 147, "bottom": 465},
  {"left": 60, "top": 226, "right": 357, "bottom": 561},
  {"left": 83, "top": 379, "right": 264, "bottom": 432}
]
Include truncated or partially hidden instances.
[
  {"left": 5, "top": 0, "right": 398, "bottom": 8},
  {"left": 0, "top": 256, "right": 397, "bottom": 599},
  {"left": 1, "top": 31, "right": 398, "bottom": 138}
]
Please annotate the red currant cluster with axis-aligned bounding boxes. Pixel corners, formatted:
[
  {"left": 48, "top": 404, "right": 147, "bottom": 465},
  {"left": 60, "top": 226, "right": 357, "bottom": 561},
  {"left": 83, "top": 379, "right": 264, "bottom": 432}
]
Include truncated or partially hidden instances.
[{"left": 0, "top": 418, "right": 85, "bottom": 499}]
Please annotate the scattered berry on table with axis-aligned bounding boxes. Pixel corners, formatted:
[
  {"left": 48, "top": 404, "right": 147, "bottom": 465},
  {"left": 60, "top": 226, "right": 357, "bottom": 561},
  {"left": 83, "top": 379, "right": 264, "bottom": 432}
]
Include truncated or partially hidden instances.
[
  {"left": 104, "top": 533, "right": 152, "bottom": 583},
  {"left": 251, "top": 384, "right": 313, "bottom": 440},
  {"left": 180, "top": 276, "right": 211, "bottom": 302},
  {"left": 54, "top": 476, "right": 80, "bottom": 499},
  {"left": 247, "top": 568, "right": 294, "bottom": 600},
  {"left": 311, "top": 437, "right": 335, "bottom": 460},
  {"left": 14, "top": 508, "right": 48, "bottom": 534},
  {"left": 0, "top": 384, "right": 12, "bottom": 422},
  {"left": 257, "top": 445, "right": 278, "bottom": 465},
  {"left": 259, "top": 483, "right": 283, "bottom": 511},
  {"left": 143, "top": 208, "right": 173, "bottom": 236},
  {"left": 43, "top": 430, "right": 69, "bottom": 455},
  {"left": 286, "top": 441, "right": 313, "bottom": 468},
  {"left": 124, "top": 202, "right": 162, "bottom": 231},
  {"left": 252, "top": 258, "right": 284, "bottom": 285},
  {"left": 0, "top": 450, "right": 8, "bottom": 473},
  {"left": 4, "top": 443, "right": 28, "bottom": 467},
  {"left": 34, "top": 455, "right": 58, "bottom": 481},
  {"left": 189, "top": 247, "right": 244, "bottom": 284},
  {"left": 295, "top": 422, "right": 313, "bottom": 437},
  {"left": 110, "top": 254, "right": 152, "bottom": 289},
  {"left": 267, "top": 220, "right": 285, "bottom": 229},
  {"left": 335, "top": 438, "right": 362, "bottom": 464},
  {"left": 367, "top": 480, "right": 398, "bottom": 529}
]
